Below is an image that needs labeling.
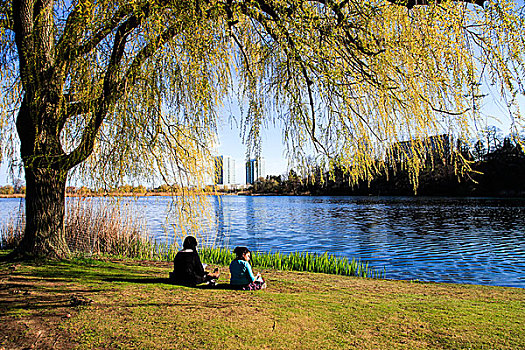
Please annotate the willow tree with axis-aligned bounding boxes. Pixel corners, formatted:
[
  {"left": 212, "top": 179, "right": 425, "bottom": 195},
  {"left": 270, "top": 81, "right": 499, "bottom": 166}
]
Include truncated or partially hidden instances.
[{"left": 0, "top": 0, "right": 523, "bottom": 258}]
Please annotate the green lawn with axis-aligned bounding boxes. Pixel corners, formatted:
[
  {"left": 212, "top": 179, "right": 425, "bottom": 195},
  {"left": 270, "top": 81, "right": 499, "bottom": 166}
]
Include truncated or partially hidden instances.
[{"left": 1, "top": 254, "right": 523, "bottom": 349}]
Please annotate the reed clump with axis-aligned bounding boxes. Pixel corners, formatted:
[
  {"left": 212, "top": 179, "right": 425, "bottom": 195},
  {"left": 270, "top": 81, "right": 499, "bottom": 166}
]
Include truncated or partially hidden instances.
[
  {"left": 0, "top": 210, "right": 25, "bottom": 250},
  {"left": 0, "top": 198, "right": 157, "bottom": 259},
  {"left": 200, "top": 247, "right": 384, "bottom": 278},
  {"left": 64, "top": 198, "right": 156, "bottom": 259}
]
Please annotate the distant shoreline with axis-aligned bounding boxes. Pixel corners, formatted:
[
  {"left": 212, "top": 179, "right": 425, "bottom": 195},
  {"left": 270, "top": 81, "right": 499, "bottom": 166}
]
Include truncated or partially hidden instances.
[
  {"left": 3, "top": 192, "right": 525, "bottom": 199},
  {"left": 0, "top": 192, "right": 240, "bottom": 199},
  {"left": 0, "top": 194, "right": 24, "bottom": 198}
]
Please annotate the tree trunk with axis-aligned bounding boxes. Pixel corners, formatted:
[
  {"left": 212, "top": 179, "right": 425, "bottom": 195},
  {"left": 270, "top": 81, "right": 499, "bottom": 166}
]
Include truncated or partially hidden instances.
[{"left": 14, "top": 167, "right": 70, "bottom": 259}]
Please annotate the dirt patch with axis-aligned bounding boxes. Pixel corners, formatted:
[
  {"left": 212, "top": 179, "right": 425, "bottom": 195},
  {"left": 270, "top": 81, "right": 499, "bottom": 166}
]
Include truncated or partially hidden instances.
[{"left": 0, "top": 266, "right": 92, "bottom": 350}]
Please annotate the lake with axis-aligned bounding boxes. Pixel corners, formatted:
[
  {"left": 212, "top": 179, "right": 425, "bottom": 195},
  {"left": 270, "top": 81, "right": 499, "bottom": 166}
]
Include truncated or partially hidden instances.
[{"left": 1, "top": 196, "right": 524, "bottom": 288}]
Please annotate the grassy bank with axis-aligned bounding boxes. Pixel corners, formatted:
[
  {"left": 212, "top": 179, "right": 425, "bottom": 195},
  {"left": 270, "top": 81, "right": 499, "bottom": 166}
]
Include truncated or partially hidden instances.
[{"left": 1, "top": 252, "right": 523, "bottom": 350}]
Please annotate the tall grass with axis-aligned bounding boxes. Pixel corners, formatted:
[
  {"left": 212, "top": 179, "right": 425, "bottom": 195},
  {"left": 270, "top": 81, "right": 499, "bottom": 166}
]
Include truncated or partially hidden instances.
[
  {"left": 0, "top": 205, "right": 25, "bottom": 250},
  {"left": 0, "top": 198, "right": 157, "bottom": 258},
  {"left": 0, "top": 198, "right": 384, "bottom": 278},
  {"left": 65, "top": 198, "right": 161, "bottom": 259},
  {"left": 200, "top": 248, "right": 385, "bottom": 279}
]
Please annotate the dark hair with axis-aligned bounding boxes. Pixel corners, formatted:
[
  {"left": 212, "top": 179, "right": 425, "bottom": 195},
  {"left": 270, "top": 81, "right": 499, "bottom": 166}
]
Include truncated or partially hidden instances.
[
  {"left": 182, "top": 236, "right": 198, "bottom": 251},
  {"left": 233, "top": 246, "right": 250, "bottom": 258}
]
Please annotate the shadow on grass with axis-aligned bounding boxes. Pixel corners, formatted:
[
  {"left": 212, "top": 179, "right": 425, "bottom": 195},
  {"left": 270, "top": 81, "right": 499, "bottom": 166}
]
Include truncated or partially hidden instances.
[
  {"left": 105, "top": 277, "right": 172, "bottom": 284},
  {"left": 0, "top": 286, "right": 101, "bottom": 314},
  {"left": 1, "top": 254, "right": 242, "bottom": 292},
  {"left": 8, "top": 259, "right": 162, "bottom": 284},
  {"left": 104, "top": 277, "right": 238, "bottom": 290}
]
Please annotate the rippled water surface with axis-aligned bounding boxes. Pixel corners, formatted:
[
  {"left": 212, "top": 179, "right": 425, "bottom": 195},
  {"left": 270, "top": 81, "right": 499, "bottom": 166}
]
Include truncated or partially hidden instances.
[{"left": 1, "top": 196, "right": 524, "bottom": 288}]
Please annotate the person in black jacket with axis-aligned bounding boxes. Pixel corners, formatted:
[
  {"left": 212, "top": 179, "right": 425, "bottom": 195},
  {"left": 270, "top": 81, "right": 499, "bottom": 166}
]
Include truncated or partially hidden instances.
[{"left": 170, "top": 236, "right": 220, "bottom": 286}]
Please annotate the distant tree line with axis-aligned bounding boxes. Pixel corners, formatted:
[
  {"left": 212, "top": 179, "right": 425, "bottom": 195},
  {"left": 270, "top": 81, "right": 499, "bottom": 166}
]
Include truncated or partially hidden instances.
[
  {"left": 0, "top": 184, "right": 26, "bottom": 195},
  {"left": 0, "top": 181, "right": 235, "bottom": 197},
  {"left": 249, "top": 134, "right": 525, "bottom": 197},
  {"left": 0, "top": 178, "right": 26, "bottom": 195},
  {"left": 63, "top": 184, "right": 188, "bottom": 196}
]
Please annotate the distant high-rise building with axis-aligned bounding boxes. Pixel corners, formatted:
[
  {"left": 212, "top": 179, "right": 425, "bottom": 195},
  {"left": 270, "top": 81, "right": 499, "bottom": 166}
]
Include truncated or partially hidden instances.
[
  {"left": 214, "top": 155, "right": 236, "bottom": 185},
  {"left": 246, "top": 157, "right": 265, "bottom": 184},
  {"left": 224, "top": 156, "right": 236, "bottom": 185}
]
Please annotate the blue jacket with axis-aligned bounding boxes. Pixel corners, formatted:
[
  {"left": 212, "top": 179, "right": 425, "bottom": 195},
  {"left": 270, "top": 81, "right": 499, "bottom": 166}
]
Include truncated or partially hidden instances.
[{"left": 229, "top": 259, "right": 255, "bottom": 285}]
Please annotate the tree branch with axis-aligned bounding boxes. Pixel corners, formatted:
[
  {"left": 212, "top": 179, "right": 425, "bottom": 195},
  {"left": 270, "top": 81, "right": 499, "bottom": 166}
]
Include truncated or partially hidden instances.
[
  {"left": 0, "top": 18, "right": 12, "bottom": 30},
  {"left": 0, "top": 0, "right": 12, "bottom": 29},
  {"left": 385, "top": 0, "right": 486, "bottom": 9},
  {"left": 115, "top": 23, "right": 182, "bottom": 105},
  {"left": 237, "top": 1, "right": 333, "bottom": 156},
  {"left": 417, "top": 93, "right": 471, "bottom": 115},
  {"left": 56, "top": 2, "right": 146, "bottom": 66},
  {"left": 62, "top": 11, "right": 183, "bottom": 170},
  {"left": 64, "top": 98, "right": 99, "bottom": 118},
  {"left": 61, "top": 12, "right": 145, "bottom": 169},
  {"left": 54, "top": 0, "right": 489, "bottom": 169}
]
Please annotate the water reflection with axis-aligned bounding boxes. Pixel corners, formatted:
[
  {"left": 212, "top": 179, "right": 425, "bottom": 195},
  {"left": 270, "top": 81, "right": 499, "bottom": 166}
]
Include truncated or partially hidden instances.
[
  {"left": 213, "top": 196, "right": 226, "bottom": 247},
  {"left": 207, "top": 196, "right": 525, "bottom": 288}
]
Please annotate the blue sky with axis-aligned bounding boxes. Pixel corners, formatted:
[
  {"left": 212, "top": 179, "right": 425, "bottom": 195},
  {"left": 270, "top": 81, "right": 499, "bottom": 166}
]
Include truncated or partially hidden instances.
[
  {"left": 0, "top": 163, "right": 8, "bottom": 186},
  {"left": 216, "top": 99, "right": 289, "bottom": 185}
]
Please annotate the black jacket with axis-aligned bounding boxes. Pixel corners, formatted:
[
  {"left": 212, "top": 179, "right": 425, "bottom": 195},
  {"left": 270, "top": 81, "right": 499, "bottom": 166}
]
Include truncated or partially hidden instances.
[{"left": 171, "top": 250, "right": 206, "bottom": 286}]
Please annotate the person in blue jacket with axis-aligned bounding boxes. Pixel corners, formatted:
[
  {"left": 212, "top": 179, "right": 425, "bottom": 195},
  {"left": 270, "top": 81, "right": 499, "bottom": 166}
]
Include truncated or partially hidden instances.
[{"left": 229, "top": 246, "right": 266, "bottom": 290}]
